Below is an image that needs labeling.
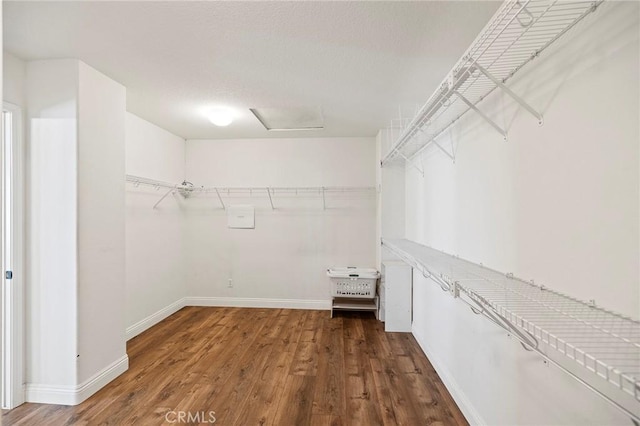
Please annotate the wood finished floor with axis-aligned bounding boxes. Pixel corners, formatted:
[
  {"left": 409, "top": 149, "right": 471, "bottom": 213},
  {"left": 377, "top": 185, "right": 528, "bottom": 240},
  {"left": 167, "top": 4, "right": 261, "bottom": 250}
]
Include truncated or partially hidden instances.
[{"left": 3, "top": 307, "right": 467, "bottom": 426}]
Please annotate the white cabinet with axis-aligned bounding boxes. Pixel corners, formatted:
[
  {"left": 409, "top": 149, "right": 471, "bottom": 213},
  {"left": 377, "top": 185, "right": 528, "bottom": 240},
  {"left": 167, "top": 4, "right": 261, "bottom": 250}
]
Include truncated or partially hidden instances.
[{"left": 380, "top": 260, "right": 412, "bottom": 332}]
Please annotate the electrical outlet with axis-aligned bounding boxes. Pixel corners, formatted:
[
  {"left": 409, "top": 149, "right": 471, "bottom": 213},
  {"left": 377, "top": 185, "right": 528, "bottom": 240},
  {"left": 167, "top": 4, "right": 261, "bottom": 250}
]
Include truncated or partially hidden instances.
[{"left": 228, "top": 278, "right": 233, "bottom": 288}]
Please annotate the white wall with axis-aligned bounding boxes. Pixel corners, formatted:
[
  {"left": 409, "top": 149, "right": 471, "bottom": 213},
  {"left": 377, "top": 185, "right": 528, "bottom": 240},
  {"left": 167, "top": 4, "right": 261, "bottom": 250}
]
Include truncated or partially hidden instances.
[
  {"left": 126, "top": 113, "right": 185, "bottom": 182},
  {"left": 26, "top": 59, "right": 79, "bottom": 389},
  {"left": 184, "top": 137, "right": 376, "bottom": 307},
  {"left": 400, "top": 2, "right": 639, "bottom": 425},
  {"left": 3, "top": 52, "right": 26, "bottom": 108},
  {"left": 125, "top": 113, "right": 186, "bottom": 336},
  {"left": 76, "top": 62, "right": 127, "bottom": 385},
  {"left": 26, "top": 60, "right": 78, "bottom": 386},
  {"left": 25, "top": 59, "right": 128, "bottom": 404}
]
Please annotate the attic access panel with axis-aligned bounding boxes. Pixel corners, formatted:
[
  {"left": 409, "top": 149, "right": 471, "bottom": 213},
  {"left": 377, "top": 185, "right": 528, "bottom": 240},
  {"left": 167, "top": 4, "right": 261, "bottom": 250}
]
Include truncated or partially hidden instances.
[{"left": 250, "top": 106, "right": 324, "bottom": 131}]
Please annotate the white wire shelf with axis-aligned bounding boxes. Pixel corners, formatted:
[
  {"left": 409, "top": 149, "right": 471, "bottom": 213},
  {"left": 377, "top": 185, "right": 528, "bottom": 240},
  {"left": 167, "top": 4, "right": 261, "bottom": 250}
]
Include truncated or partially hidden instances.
[
  {"left": 382, "top": 0, "right": 603, "bottom": 166},
  {"left": 125, "top": 174, "right": 376, "bottom": 209},
  {"left": 382, "top": 238, "right": 640, "bottom": 422},
  {"left": 126, "top": 174, "right": 183, "bottom": 190}
]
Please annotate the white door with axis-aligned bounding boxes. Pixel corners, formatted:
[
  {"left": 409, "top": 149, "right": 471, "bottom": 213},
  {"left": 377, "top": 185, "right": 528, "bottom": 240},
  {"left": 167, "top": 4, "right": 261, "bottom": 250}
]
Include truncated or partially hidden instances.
[{"left": 2, "top": 103, "right": 24, "bottom": 409}]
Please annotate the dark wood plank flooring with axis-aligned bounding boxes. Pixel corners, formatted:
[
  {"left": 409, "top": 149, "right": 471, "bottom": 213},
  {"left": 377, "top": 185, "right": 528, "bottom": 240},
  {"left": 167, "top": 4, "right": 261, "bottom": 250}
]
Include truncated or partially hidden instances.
[{"left": 2, "top": 307, "right": 467, "bottom": 425}]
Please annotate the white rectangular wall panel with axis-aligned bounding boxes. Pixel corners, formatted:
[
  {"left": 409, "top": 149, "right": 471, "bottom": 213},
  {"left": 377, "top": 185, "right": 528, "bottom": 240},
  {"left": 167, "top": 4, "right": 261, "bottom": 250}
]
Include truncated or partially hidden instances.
[{"left": 382, "top": 260, "right": 412, "bottom": 332}]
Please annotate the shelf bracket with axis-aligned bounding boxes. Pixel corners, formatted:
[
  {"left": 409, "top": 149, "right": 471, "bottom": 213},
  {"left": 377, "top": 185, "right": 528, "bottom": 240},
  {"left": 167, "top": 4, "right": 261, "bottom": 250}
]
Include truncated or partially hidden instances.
[
  {"left": 399, "top": 153, "right": 424, "bottom": 177},
  {"left": 474, "top": 62, "right": 543, "bottom": 125},
  {"left": 417, "top": 264, "right": 450, "bottom": 292},
  {"left": 266, "top": 188, "right": 275, "bottom": 209},
  {"left": 418, "top": 128, "right": 455, "bottom": 162},
  {"left": 432, "top": 140, "right": 455, "bottom": 162},
  {"left": 474, "top": 299, "right": 539, "bottom": 350},
  {"left": 153, "top": 188, "right": 175, "bottom": 209},
  {"left": 214, "top": 188, "right": 226, "bottom": 210},
  {"left": 454, "top": 90, "right": 507, "bottom": 140},
  {"left": 322, "top": 187, "right": 326, "bottom": 210}
]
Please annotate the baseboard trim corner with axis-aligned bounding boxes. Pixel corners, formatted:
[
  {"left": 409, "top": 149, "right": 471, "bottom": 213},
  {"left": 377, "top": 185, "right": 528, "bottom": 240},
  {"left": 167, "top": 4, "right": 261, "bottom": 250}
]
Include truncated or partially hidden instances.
[
  {"left": 26, "top": 354, "right": 129, "bottom": 406},
  {"left": 75, "top": 355, "right": 129, "bottom": 405},
  {"left": 126, "top": 298, "right": 187, "bottom": 340},
  {"left": 412, "top": 325, "right": 485, "bottom": 426}
]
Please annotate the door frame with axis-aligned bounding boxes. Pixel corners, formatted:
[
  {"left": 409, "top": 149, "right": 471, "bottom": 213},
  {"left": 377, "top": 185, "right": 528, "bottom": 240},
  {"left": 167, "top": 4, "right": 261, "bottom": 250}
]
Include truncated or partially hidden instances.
[{"left": 2, "top": 101, "right": 25, "bottom": 409}]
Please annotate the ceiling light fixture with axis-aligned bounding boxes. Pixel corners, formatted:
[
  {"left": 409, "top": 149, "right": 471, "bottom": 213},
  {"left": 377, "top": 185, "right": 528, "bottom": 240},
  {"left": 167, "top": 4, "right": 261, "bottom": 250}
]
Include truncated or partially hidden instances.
[{"left": 207, "top": 108, "right": 234, "bottom": 127}]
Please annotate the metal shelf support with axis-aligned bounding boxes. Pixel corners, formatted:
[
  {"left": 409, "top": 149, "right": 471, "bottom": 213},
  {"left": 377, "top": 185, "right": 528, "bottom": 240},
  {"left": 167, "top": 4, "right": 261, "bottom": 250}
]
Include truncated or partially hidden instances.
[
  {"left": 432, "top": 140, "right": 455, "bottom": 162},
  {"left": 418, "top": 127, "right": 455, "bottom": 162},
  {"left": 214, "top": 188, "right": 226, "bottom": 210},
  {"left": 473, "top": 62, "right": 543, "bottom": 125},
  {"left": 153, "top": 188, "right": 175, "bottom": 209},
  {"left": 399, "top": 153, "right": 424, "bottom": 177},
  {"left": 454, "top": 90, "right": 507, "bottom": 140},
  {"left": 266, "top": 188, "right": 275, "bottom": 209}
]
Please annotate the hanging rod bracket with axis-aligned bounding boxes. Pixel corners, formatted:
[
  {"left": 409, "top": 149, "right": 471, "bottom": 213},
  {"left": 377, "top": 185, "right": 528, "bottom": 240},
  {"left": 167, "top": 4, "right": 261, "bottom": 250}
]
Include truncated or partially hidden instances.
[
  {"left": 473, "top": 62, "right": 543, "bottom": 125},
  {"left": 454, "top": 90, "right": 507, "bottom": 140}
]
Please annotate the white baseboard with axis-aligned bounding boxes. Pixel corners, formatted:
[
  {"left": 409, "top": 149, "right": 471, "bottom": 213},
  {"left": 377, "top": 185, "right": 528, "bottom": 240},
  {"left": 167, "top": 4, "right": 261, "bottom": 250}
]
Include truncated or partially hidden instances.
[
  {"left": 184, "top": 296, "right": 331, "bottom": 311},
  {"left": 25, "top": 298, "right": 328, "bottom": 406},
  {"left": 126, "top": 298, "right": 187, "bottom": 340},
  {"left": 26, "top": 355, "right": 129, "bottom": 406},
  {"left": 412, "top": 325, "right": 485, "bottom": 426},
  {"left": 125, "top": 296, "right": 330, "bottom": 342}
]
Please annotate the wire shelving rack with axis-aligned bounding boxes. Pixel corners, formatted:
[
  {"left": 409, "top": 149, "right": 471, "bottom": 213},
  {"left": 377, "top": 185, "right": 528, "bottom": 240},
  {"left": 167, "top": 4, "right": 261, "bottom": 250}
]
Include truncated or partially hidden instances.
[
  {"left": 381, "top": 0, "right": 603, "bottom": 166},
  {"left": 382, "top": 238, "right": 640, "bottom": 423},
  {"left": 125, "top": 174, "right": 376, "bottom": 210}
]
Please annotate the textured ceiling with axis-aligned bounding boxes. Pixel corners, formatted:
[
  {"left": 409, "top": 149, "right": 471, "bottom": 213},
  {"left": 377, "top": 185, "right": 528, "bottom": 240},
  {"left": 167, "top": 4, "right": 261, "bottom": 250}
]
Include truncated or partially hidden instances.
[{"left": 4, "top": 1, "right": 501, "bottom": 139}]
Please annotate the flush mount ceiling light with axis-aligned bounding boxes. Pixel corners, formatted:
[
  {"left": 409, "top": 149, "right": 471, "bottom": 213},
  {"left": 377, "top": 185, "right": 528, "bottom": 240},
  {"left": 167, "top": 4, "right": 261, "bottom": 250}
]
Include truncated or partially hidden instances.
[
  {"left": 250, "top": 106, "right": 324, "bottom": 131},
  {"left": 207, "top": 108, "right": 234, "bottom": 127}
]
